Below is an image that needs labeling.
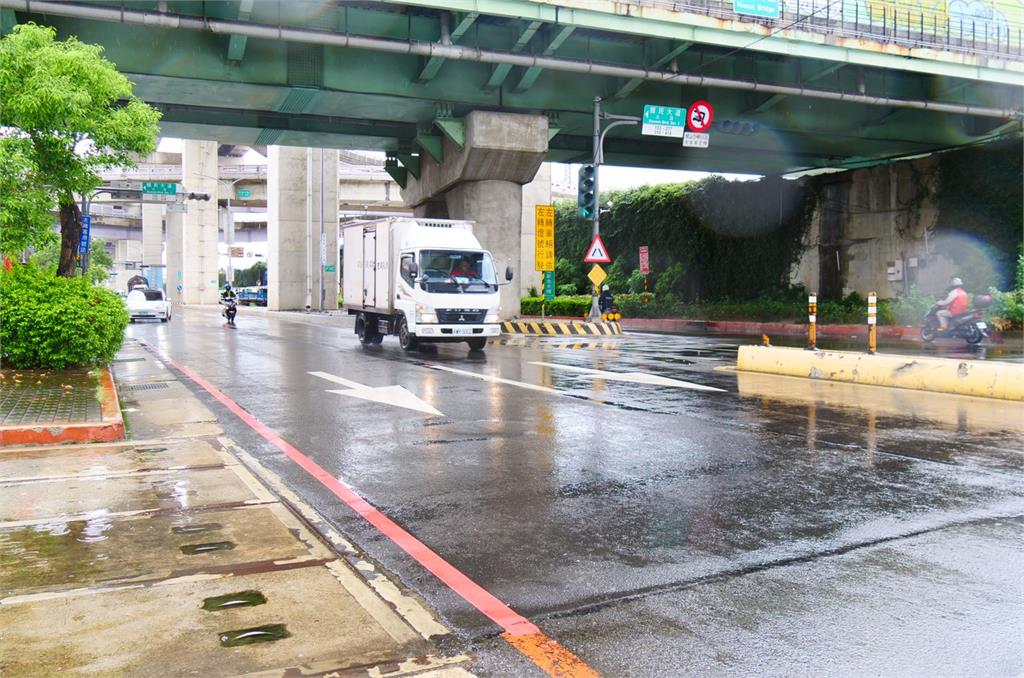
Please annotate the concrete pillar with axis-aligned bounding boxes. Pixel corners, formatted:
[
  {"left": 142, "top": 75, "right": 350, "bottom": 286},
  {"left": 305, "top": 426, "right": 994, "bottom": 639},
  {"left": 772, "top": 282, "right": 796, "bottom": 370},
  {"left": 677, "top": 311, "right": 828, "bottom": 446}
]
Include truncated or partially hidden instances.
[
  {"left": 520, "top": 163, "right": 551, "bottom": 298},
  {"left": 267, "top": 146, "right": 339, "bottom": 311},
  {"left": 166, "top": 210, "right": 184, "bottom": 304},
  {"left": 141, "top": 203, "right": 165, "bottom": 291},
  {"left": 182, "top": 140, "right": 219, "bottom": 304},
  {"left": 444, "top": 181, "right": 524, "bottom": 321},
  {"left": 401, "top": 111, "right": 549, "bottom": 319}
]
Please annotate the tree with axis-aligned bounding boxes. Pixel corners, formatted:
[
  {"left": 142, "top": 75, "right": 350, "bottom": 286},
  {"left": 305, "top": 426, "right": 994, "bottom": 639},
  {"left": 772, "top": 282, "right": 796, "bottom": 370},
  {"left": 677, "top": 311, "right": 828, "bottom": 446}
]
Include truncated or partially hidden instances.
[
  {"left": 30, "top": 235, "right": 112, "bottom": 283},
  {"left": 0, "top": 136, "right": 55, "bottom": 256},
  {"left": 0, "top": 23, "right": 160, "bottom": 276}
]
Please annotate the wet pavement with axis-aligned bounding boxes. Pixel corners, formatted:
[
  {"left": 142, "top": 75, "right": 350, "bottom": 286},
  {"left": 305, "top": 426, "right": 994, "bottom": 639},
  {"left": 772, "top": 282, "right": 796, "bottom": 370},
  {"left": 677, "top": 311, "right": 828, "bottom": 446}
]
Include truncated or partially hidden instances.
[
  {"left": 125, "top": 307, "right": 1024, "bottom": 676},
  {"left": 0, "top": 367, "right": 104, "bottom": 425}
]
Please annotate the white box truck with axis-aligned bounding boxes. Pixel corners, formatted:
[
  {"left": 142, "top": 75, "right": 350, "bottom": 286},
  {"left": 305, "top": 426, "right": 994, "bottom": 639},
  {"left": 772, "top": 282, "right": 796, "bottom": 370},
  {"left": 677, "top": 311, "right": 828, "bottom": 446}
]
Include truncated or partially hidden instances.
[{"left": 342, "top": 217, "right": 512, "bottom": 351}]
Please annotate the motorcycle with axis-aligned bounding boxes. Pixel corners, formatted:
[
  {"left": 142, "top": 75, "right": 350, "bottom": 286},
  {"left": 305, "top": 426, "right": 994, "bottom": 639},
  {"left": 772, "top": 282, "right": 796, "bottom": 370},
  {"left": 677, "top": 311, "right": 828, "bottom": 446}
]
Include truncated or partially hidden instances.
[
  {"left": 920, "top": 294, "right": 991, "bottom": 345},
  {"left": 221, "top": 298, "right": 238, "bottom": 327}
]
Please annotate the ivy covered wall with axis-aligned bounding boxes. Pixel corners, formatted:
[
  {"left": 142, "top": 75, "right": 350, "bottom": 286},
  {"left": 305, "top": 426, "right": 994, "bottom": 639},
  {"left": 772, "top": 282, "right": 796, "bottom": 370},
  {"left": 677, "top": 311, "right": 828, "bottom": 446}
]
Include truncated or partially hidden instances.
[{"left": 554, "top": 176, "right": 816, "bottom": 301}]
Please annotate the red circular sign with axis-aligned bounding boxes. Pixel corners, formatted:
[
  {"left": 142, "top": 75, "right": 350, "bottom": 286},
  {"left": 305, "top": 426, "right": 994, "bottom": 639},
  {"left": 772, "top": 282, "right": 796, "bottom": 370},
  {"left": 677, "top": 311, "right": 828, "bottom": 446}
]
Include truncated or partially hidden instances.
[{"left": 687, "top": 100, "right": 714, "bottom": 133}]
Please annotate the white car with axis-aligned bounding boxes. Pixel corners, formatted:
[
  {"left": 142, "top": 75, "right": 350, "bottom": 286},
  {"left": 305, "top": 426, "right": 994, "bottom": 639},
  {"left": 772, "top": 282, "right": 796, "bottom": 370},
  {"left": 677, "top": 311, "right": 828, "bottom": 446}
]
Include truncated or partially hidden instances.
[{"left": 126, "top": 288, "right": 171, "bottom": 323}]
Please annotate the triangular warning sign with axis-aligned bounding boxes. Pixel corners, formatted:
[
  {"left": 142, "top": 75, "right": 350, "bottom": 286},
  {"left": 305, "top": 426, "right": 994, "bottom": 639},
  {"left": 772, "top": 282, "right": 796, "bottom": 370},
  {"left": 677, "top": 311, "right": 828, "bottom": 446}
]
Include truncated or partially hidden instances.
[{"left": 583, "top": 235, "right": 612, "bottom": 264}]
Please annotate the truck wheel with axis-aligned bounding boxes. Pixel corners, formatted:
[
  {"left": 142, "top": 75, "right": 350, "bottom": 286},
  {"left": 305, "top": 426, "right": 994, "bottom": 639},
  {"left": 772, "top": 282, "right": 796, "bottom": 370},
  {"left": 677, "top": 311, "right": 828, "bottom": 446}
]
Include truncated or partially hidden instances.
[
  {"left": 397, "top": 317, "right": 419, "bottom": 351},
  {"left": 357, "top": 313, "right": 376, "bottom": 345},
  {"left": 467, "top": 338, "right": 487, "bottom": 351}
]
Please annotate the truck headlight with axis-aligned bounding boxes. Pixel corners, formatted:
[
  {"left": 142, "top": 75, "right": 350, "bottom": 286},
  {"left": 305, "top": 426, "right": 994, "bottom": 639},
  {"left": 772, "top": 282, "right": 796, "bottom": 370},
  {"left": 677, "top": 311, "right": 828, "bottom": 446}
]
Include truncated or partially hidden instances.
[
  {"left": 485, "top": 310, "right": 500, "bottom": 323},
  {"left": 416, "top": 304, "right": 436, "bottom": 323}
]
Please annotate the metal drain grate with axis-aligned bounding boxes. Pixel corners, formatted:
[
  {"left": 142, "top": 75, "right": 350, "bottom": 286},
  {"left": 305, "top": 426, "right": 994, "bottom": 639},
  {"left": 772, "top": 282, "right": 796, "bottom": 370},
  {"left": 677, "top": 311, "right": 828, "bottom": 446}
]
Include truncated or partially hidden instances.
[
  {"left": 121, "top": 382, "right": 171, "bottom": 392},
  {"left": 113, "top": 357, "right": 146, "bottom": 363}
]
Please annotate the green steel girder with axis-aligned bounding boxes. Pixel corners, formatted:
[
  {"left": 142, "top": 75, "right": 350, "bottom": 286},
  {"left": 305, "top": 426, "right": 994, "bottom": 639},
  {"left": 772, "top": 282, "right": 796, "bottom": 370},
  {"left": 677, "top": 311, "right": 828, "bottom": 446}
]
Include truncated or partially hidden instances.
[
  {"left": 513, "top": 25, "right": 576, "bottom": 92},
  {"left": 415, "top": 134, "right": 445, "bottom": 163},
  {"left": 395, "top": 154, "right": 422, "bottom": 180},
  {"left": 485, "top": 19, "right": 542, "bottom": 90},
  {"left": 746, "top": 62, "right": 847, "bottom": 114},
  {"left": 416, "top": 11, "right": 479, "bottom": 83},
  {"left": 434, "top": 118, "right": 465, "bottom": 147},
  {"left": 11, "top": 1, "right": 1022, "bottom": 176},
  {"left": 225, "top": 0, "right": 254, "bottom": 62},
  {"left": 615, "top": 41, "right": 694, "bottom": 99}
]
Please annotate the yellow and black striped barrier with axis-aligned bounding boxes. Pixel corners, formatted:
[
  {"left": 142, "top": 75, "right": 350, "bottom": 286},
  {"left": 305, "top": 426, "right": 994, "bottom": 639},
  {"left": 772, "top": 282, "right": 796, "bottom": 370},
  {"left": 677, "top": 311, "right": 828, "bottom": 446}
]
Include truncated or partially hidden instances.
[{"left": 501, "top": 320, "right": 623, "bottom": 336}]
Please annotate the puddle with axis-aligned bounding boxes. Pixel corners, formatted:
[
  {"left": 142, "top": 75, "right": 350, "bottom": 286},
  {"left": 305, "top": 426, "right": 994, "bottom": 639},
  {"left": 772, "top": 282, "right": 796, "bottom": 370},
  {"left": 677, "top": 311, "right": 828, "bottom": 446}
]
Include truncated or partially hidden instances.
[
  {"left": 172, "top": 523, "right": 222, "bottom": 535},
  {"left": 180, "top": 541, "right": 235, "bottom": 555},
  {"left": 218, "top": 624, "right": 290, "bottom": 647},
  {"left": 202, "top": 590, "right": 267, "bottom": 611}
]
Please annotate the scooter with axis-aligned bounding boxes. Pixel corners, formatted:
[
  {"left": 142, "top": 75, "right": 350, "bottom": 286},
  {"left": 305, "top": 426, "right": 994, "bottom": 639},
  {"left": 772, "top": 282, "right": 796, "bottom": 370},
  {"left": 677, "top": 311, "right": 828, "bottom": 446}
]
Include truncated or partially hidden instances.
[
  {"left": 221, "top": 298, "right": 238, "bottom": 328},
  {"left": 920, "top": 294, "right": 991, "bottom": 345}
]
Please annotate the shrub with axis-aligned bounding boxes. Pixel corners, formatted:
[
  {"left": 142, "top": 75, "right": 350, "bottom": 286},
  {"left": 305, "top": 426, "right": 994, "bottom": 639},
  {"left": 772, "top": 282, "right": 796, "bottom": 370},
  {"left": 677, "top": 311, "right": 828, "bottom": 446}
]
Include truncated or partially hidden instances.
[
  {"left": 654, "top": 262, "right": 685, "bottom": 298},
  {"left": 0, "top": 264, "right": 129, "bottom": 368},
  {"left": 520, "top": 295, "right": 591, "bottom": 317},
  {"left": 987, "top": 287, "right": 1023, "bottom": 330},
  {"left": 556, "top": 284, "right": 578, "bottom": 297},
  {"left": 889, "top": 286, "right": 936, "bottom": 325}
]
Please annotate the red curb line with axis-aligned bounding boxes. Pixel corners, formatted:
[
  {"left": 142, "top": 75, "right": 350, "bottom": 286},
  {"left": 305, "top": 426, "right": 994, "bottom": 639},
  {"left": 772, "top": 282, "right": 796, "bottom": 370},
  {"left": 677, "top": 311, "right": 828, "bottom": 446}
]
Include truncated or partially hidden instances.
[{"left": 0, "top": 367, "right": 125, "bottom": 446}]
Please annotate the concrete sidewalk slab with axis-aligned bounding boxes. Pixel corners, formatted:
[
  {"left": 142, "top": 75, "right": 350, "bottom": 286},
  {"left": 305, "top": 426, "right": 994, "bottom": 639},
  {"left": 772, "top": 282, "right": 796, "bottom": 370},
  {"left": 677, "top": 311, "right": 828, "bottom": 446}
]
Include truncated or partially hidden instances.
[
  {"left": 0, "top": 466, "right": 270, "bottom": 523},
  {"left": 0, "top": 438, "right": 225, "bottom": 482},
  {"left": 1, "top": 565, "right": 434, "bottom": 678}
]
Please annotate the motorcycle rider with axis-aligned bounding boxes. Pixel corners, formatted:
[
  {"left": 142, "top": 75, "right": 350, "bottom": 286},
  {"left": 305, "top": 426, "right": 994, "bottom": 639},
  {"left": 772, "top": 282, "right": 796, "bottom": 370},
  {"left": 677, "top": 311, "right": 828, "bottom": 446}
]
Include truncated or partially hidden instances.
[
  {"left": 935, "top": 276, "right": 968, "bottom": 331},
  {"left": 220, "top": 283, "right": 238, "bottom": 321},
  {"left": 598, "top": 284, "right": 614, "bottom": 315}
]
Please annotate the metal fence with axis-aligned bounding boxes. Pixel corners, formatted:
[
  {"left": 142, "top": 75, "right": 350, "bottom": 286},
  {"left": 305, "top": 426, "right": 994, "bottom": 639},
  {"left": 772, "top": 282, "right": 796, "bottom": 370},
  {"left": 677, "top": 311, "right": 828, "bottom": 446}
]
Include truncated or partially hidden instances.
[{"left": 631, "top": 0, "right": 1024, "bottom": 59}]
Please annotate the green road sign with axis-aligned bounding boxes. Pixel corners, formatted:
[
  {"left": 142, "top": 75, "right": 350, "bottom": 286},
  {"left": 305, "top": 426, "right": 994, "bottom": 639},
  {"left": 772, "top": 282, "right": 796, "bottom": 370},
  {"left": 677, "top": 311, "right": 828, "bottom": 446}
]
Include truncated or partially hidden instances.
[
  {"left": 324, "top": 264, "right": 336, "bottom": 273},
  {"left": 543, "top": 271, "right": 556, "bottom": 300},
  {"left": 734, "top": 0, "right": 779, "bottom": 18},
  {"left": 642, "top": 105, "right": 687, "bottom": 138},
  {"left": 236, "top": 188, "right": 252, "bottom": 198},
  {"left": 142, "top": 181, "right": 176, "bottom": 195}
]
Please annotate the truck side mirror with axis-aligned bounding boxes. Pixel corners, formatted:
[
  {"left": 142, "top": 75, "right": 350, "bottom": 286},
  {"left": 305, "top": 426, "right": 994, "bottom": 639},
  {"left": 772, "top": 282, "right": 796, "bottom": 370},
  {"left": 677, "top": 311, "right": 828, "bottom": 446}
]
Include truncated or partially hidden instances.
[
  {"left": 505, "top": 265, "right": 514, "bottom": 282},
  {"left": 408, "top": 262, "right": 419, "bottom": 278}
]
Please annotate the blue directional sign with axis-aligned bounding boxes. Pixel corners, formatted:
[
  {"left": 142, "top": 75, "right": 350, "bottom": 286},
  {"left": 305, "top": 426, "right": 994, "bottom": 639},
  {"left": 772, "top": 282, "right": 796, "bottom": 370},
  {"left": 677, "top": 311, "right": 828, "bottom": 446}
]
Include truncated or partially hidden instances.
[
  {"left": 78, "top": 215, "right": 91, "bottom": 255},
  {"left": 734, "top": 0, "right": 779, "bottom": 18}
]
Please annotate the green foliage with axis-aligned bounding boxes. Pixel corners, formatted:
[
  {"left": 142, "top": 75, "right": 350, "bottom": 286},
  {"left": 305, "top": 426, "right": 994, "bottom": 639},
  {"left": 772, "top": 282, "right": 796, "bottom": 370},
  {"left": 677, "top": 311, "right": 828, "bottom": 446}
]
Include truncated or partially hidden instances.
[
  {"left": 987, "top": 287, "right": 1024, "bottom": 329},
  {"left": 29, "top": 236, "right": 112, "bottom": 283},
  {"left": 0, "top": 136, "right": 54, "bottom": 255},
  {"left": 556, "top": 283, "right": 578, "bottom": 296},
  {"left": 0, "top": 23, "right": 160, "bottom": 273},
  {"left": 1016, "top": 248, "right": 1024, "bottom": 292},
  {"left": 654, "top": 262, "right": 685, "bottom": 299},
  {"left": 554, "top": 176, "right": 814, "bottom": 302},
  {"left": 626, "top": 268, "right": 647, "bottom": 294},
  {"left": 528, "top": 286, "right": 539, "bottom": 298},
  {"left": 233, "top": 260, "right": 266, "bottom": 287},
  {"left": 554, "top": 257, "right": 581, "bottom": 294},
  {"left": 889, "top": 285, "right": 937, "bottom": 325},
  {"left": 0, "top": 263, "right": 128, "bottom": 368}
]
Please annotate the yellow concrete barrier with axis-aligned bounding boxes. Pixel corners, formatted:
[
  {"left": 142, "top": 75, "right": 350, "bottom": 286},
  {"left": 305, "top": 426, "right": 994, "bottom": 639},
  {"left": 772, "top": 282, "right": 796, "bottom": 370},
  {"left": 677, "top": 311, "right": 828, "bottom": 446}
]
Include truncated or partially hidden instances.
[{"left": 736, "top": 346, "right": 1024, "bottom": 401}]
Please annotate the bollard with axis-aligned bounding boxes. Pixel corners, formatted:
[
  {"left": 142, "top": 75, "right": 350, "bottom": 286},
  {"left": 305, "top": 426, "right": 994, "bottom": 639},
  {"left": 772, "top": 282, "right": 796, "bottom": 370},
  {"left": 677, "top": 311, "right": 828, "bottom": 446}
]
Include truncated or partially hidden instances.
[
  {"left": 807, "top": 292, "right": 817, "bottom": 350},
  {"left": 762, "top": 333, "right": 771, "bottom": 347},
  {"left": 867, "top": 291, "right": 877, "bottom": 354}
]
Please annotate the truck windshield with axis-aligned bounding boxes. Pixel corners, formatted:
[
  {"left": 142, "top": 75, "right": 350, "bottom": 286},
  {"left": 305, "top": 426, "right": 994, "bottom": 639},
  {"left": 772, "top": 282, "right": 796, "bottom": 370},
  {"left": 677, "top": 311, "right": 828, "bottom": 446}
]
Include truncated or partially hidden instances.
[{"left": 418, "top": 250, "right": 497, "bottom": 293}]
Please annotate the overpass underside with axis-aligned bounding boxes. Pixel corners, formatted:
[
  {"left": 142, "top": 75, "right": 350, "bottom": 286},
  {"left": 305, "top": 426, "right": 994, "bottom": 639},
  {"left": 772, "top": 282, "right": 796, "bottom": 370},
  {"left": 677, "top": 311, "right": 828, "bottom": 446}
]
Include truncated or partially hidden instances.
[{"left": 3, "top": 0, "right": 1021, "bottom": 177}]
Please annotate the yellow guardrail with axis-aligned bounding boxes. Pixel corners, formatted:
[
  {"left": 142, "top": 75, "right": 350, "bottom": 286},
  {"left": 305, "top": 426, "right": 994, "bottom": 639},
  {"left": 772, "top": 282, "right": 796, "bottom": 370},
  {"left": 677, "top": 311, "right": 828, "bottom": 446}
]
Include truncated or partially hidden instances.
[
  {"left": 502, "top": 320, "right": 623, "bottom": 336},
  {"left": 736, "top": 345, "right": 1024, "bottom": 401}
]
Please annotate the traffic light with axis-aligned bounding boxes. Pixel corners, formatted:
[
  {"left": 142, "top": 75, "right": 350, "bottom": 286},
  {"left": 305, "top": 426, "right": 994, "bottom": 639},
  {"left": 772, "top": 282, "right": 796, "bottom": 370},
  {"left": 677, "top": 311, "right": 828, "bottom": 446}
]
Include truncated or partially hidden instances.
[
  {"left": 186, "top": 192, "right": 211, "bottom": 201},
  {"left": 578, "top": 164, "right": 596, "bottom": 220}
]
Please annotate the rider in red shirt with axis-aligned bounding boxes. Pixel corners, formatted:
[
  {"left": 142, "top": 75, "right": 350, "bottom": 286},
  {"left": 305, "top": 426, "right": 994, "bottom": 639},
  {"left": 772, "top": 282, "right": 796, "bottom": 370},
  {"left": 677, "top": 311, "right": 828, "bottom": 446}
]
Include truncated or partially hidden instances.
[{"left": 935, "top": 276, "right": 968, "bottom": 330}]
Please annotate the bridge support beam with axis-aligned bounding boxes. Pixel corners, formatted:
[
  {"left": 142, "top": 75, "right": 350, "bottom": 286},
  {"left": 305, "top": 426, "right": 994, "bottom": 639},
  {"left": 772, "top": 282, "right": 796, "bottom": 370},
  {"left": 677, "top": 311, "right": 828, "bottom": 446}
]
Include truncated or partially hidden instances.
[
  {"left": 181, "top": 140, "right": 220, "bottom": 305},
  {"left": 141, "top": 203, "right": 165, "bottom": 290},
  {"left": 267, "top": 146, "right": 339, "bottom": 311},
  {"left": 402, "top": 111, "right": 549, "bottom": 319}
]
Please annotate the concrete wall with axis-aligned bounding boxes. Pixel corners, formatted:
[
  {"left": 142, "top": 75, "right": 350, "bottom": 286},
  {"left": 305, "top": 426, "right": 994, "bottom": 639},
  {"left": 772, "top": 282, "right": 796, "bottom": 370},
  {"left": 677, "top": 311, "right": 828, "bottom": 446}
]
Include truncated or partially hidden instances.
[
  {"left": 791, "top": 156, "right": 955, "bottom": 299},
  {"left": 181, "top": 140, "right": 220, "bottom": 304}
]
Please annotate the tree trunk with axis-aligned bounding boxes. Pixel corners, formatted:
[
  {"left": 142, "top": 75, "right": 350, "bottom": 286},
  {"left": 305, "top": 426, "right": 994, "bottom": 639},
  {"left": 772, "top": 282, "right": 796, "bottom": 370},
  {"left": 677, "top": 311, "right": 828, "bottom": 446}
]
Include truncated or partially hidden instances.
[{"left": 57, "top": 201, "right": 82, "bottom": 277}]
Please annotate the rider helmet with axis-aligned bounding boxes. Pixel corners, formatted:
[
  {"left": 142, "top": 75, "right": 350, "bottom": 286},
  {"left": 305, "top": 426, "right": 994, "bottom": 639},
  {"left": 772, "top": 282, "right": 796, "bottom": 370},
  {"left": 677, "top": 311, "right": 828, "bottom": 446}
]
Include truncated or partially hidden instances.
[
  {"left": 949, "top": 277, "right": 963, "bottom": 287},
  {"left": 602, "top": 285, "right": 610, "bottom": 291},
  {"left": 224, "top": 283, "right": 232, "bottom": 291}
]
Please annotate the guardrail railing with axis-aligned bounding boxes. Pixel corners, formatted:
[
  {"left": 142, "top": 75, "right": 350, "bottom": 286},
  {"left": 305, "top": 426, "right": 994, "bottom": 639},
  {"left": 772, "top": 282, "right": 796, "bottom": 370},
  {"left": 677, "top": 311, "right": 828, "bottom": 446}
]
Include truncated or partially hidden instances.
[{"left": 630, "top": 0, "right": 1023, "bottom": 59}]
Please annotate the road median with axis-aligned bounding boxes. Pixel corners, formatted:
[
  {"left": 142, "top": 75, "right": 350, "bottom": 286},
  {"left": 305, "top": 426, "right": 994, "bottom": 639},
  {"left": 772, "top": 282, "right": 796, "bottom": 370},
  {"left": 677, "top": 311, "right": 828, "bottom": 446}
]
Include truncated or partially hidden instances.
[{"left": 736, "top": 345, "right": 1024, "bottom": 401}]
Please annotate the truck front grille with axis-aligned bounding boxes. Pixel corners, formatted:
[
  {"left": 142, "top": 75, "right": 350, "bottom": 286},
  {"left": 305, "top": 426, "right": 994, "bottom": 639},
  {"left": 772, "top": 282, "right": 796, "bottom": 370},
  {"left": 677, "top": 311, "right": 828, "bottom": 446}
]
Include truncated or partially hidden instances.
[{"left": 436, "top": 309, "right": 486, "bottom": 324}]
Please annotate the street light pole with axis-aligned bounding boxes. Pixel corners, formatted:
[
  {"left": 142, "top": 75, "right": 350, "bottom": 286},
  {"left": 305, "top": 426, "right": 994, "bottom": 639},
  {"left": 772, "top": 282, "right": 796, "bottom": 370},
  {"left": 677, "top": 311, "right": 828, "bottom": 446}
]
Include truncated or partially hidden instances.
[{"left": 225, "top": 177, "right": 244, "bottom": 286}]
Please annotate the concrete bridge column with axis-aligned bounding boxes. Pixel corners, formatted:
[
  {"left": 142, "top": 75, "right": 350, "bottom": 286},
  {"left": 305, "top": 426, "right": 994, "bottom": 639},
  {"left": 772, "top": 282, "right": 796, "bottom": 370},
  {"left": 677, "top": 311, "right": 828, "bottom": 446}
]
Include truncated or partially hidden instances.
[
  {"left": 267, "top": 146, "right": 339, "bottom": 311},
  {"left": 402, "top": 111, "right": 549, "bottom": 319},
  {"left": 141, "top": 203, "right": 164, "bottom": 290},
  {"left": 166, "top": 210, "right": 184, "bottom": 304},
  {"left": 181, "top": 140, "right": 219, "bottom": 304}
]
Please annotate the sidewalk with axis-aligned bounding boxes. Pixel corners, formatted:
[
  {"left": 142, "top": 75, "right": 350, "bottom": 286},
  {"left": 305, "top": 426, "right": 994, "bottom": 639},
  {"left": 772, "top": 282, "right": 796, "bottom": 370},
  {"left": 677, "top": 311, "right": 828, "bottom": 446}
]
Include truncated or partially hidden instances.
[{"left": 0, "top": 339, "right": 472, "bottom": 677}]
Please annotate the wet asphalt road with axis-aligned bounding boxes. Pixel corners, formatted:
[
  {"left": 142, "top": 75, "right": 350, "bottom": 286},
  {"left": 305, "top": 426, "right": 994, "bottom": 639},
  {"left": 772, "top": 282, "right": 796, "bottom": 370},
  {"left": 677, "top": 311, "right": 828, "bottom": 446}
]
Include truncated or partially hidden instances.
[{"left": 129, "top": 308, "right": 1024, "bottom": 677}]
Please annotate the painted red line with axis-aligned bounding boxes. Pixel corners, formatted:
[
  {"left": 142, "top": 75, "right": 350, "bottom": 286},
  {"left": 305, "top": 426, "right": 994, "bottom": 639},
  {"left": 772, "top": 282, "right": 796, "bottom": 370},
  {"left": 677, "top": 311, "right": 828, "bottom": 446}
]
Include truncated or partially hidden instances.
[{"left": 157, "top": 350, "right": 539, "bottom": 637}]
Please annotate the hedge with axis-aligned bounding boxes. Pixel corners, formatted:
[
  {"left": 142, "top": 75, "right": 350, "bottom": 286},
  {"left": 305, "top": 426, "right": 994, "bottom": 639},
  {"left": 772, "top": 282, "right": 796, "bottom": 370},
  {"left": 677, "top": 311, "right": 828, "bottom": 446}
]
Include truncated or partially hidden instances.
[{"left": 0, "top": 264, "right": 129, "bottom": 368}]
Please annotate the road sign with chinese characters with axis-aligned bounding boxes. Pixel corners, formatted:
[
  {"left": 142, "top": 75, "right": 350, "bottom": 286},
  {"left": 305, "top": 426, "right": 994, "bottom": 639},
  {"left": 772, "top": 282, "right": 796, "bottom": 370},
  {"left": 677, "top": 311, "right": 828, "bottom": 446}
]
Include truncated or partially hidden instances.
[
  {"left": 642, "top": 105, "right": 687, "bottom": 138},
  {"left": 78, "top": 215, "right": 91, "bottom": 255},
  {"left": 535, "top": 205, "right": 555, "bottom": 271},
  {"left": 142, "top": 181, "right": 176, "bottom": 195},
  {"left": 543, "top": 271, "right": 556, "bottom": 300},
  {"left": 639, "top": 246, "right": 650, "bottom": 275}
]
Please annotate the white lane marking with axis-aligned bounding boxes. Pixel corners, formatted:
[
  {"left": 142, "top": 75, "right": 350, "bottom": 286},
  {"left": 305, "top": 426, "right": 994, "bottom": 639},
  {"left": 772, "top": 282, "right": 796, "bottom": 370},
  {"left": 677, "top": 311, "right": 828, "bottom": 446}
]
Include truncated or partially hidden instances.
[
  {"left": 309, "top": 371, "right": 444, "bottom": 417},
  {"left": 425, "top": 364, "right": 558, "bottom": 394},
  {"left": 530, "top": 361, "right": 726, "bottom": 392}
]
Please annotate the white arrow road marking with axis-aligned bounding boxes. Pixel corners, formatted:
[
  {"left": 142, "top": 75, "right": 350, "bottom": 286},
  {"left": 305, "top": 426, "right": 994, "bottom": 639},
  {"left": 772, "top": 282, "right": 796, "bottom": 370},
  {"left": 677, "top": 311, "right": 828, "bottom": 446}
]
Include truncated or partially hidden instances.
[
  {"left": 309, "top": 371, "right": 443, "bottom": 417},
  {"left": 529, "top": 362, "right": 725, "bottom": 392},
  {"left": 425, "top": 364, "right": 558, "bottom": 394}
]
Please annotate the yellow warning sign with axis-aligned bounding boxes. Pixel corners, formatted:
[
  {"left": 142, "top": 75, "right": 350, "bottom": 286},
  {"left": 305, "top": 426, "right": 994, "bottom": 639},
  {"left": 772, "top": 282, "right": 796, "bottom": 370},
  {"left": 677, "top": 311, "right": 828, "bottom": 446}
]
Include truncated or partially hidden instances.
[
  {"left": 534, "top": 205, "right": 555, "bottom": 271},
  {"left": 588, "top": 264, "right": 607, "bottom": 290}
]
